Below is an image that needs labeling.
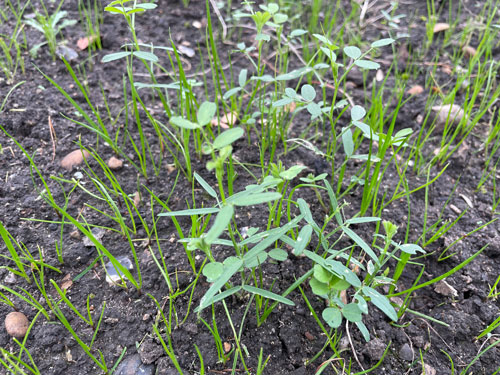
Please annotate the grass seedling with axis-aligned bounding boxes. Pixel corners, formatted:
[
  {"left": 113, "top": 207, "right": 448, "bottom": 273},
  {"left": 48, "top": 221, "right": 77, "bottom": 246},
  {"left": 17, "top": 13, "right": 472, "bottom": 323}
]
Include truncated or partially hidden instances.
[{"left": 24, "top": 0, "right": 77, "bottom": 59}]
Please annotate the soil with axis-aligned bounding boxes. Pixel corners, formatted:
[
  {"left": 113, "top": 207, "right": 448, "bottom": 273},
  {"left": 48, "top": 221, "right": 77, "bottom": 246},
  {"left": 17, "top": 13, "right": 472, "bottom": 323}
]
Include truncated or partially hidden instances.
[{"left": 1, "top": 0, "right": 499, "bottom": 374}]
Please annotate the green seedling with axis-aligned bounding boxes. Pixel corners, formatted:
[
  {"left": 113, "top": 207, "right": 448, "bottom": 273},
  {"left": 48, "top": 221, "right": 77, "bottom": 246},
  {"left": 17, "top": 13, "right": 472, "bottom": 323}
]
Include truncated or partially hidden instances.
[
  {"left": 170, "top": 101, "right": 244, "bottom": 195},
  {"left": 24, "top": 0, "right": 76, "bottom": 59}
]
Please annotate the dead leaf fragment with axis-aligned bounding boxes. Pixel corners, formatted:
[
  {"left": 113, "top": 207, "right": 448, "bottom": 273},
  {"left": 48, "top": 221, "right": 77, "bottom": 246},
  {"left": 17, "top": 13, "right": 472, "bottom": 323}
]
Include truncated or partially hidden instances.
[
  {"left": 407, "top": 85, "right": 424, "bottom": 96},
  {"left": 107, "top": 156, "right": 123, "bottom": 170},
  {"left": 133, "top": 191, "right": 141, "bottom": 208},
  {"left": 422, "top": 363, "right": 436, "bottom": 375},
  {"left": 431, "top": 104, "right": 467, "bottom": 129},
  {"left": 77, "top": 34, "right": 99, "bottom": 50},
  {"left": 462, "top": 45, "right": 477, "bottom": 58},
  {"left": 433, "top": 23, "right": 450, "bottom": 33},
  {"left": 434, "top": 280, "right": 458, "bottom": 297},
  {"left": 212, "top": 111, "right": 238, "bottom": 129},
  {"left": 304, "top": 331, "right": 315, "bottom": 341},
  {"left": 60, "top": 150, "right": 90, "bottom": 171},
  {"left": 61, "top": 273, "right": 73, "bottom": 291}
]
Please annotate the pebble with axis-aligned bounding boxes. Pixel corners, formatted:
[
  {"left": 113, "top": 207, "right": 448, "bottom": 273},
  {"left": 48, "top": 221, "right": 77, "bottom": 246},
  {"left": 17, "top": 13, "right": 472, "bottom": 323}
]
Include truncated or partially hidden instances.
[
  {"left": 4, "top": 272, "right": 16, "bottom": 284},
  {"left": 113, "top": 354, "right": 154, "bottom": 375},
  {"left": 107, "top": 156, "right": 123, "bottom": 170},
  {"left": 105, "top": 256, "right": 134, "bottom": 285},
  {"left": 399, "top": 343, "right": 414, "bottom": 361},
  {"left": 364, "top": 338, "right": 386, "bottom": 361},
  {"left": 83, "top": 227, "right": 106, "bottom": 247},
  {"left": 5, "top": 312, "right": 30, "bottom": 338},
  {"left": 60, "top": 150, "right": 90, "bottom": 171}
]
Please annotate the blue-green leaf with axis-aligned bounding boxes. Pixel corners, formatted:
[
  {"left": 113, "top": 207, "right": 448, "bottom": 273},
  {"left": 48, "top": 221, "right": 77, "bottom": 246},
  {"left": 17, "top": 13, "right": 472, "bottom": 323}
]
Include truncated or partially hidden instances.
[
  {"left": 371, "top": 38, "right": 395, "bottom": 48},
  {"left": 342, "top": 303, "right": 362, "bottom": 323},
  {"left": 197, "top": 102, "right": 216, "bottom": 126},
  {"left": 354, "top": 59, "right": 380, "bottom": 70},
  {"left": 213, "top": 127, "right": 244, "bottom": 150},
  {"left": 159, "top": 207, "right": 219, "bottom": 216},
  {"left": 101, "top": 51, "right": 131, "bottom": 62},
  {"left": 363, "top": 286, "right": 397, "bottom": 321},
  {"left": 205, "top": 205, "right": 234, "bottom": 244},
  {"left": 132, "top": 51, "right": 158, "bottom": 62},
  {"left": 344, "top": 46, "right": 361, "bottom": 59},
  {"left": 322, "top": 307, "right": 342, "bottom": 328}
]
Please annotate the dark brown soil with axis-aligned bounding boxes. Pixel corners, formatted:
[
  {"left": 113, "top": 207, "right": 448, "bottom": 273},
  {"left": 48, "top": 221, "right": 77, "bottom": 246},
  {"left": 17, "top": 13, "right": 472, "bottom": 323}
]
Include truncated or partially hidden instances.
[{"left": 1, "top": 0, "right": 499, "bottom": 374}]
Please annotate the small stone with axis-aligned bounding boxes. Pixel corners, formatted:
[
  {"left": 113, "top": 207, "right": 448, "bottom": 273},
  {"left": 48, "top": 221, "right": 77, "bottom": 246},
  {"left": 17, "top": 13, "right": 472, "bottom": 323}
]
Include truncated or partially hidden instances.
[
  {"left": 192, "top": 20, "right": 202, "bottom": 29},
  {"left": 70, "top": 230, "right": 80, "bottom": 239},
  {"left": 364, "top": 338, "right": 386, "bottom": 361},
  {"left": 183, "top": 323, "right": 198, "bottom": 334},
  {"left": 399, "top": 343, "right": 413, "bottom": 361},
  {"left": 422, "top": 363, "right": 436, "bottom": 375},
  {"left": 56, "top": 45, "right": 78, "bottom": 61},
  {"left": 433, "top": 23, "right": 449, "bottom": 33},
  {"left": 133, "top": 192, "right": 141, "bottom": 208},
  {"left": 407, "top": 85, "right": 424, "bottom": 96},
  {"left": 304, "top": 331, "right": 315, "bottom": 341},
  {"left": 431, "top": 104, "right": 467, "bottom": 129},
  {"left": 105, "top": 256, "right": 134, "bottom": 285},
  {"left": 139, "top": 340, "right": 163, "bottom": 365},
  {"left": 462, "top": 45, "right": 477, "bottom": 58},
  {"left": 4, "top": 272, "right": 16, "bottom": 284},
  {"left": 113, "top": 354, "right": 154, "bottom": 375},
  {"left": 5, "top": 312, "right": 30, "bottom": 338},
  {"left": 60, "top": 150, "right": 90, "bottom": 171},
  {"left": 83, "top": 227, "right": 106, "bottom": 247},
  {"left": 434, "top": 280, "right": 458, "bottom": 297},
  {"left": 223, "top": 342, "right": 231, "bottom": 353},
  {"left": 107, "top": 157, "right": 123, "bottom": 170},
  {"left": 178, "top": 45, "right": 195, "bottom": 58}
]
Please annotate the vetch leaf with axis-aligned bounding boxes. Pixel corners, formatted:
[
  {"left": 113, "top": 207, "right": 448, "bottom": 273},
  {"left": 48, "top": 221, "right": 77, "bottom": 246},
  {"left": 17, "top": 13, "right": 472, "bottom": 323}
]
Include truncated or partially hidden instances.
[
  {"left": 314, "top": 264, "right": 332, "bottom": 283},
  {"left": 101, "top": 51, "right": 131, "bottom": 62},
  {"left": 268, "top": 248, "right": 288, "bottom": 261},
  {"left": 279, "top": 165, "right": 307, "bottom": 180},
  {"left": 341, "top": 226, "right": 379, "bottom": 265},
  {"left": 170, "top": 116, "right": 200, "bottom": 130},
  {"left": 223, "top": 87, "right": 242, "bottom": 100},
  {"left": 371, "top": 38, "right": 395, "bottom": 48},
  {"left": 351, "top": 105, "right": 366, "bottom": 121},
  {"left": 323, "top": 307, "right": 342, "bottom": 328},
  {"left": 310, "top": 277, "right": 329, "bottom": 296},
  {"left": 242, "top": 285, "right": 295, "bottom": 305},
  {"left": 244, "top": 251, "right": 268, "bottom": 268},
  {"left": 356, "top": 321, "right": 371, "bottom": 342},
  {"left": 363, "top": 286, "right": 397, "bottom": 321},
  {"left": 399, "top": 243, "right": 425, "bottom": 255},
  {"left": 238, "top": 69, "right": 247, "bottom": 87},
  {"left": 354, "top": 59, "right": 380, "bottom": 70},
  {"left": 342, "top": 303, "right": 363, "bottom": 323},
  {"left": 342, "top": 127, "right": 354, "bottom": 157},
  {"left": 301, "top": 84, "right": 316, "bottom": 101},
  {"left": 194, "top": 172, "right": 218, "bottom": 199},
  {"left": 202, "top": 262, "right": 224, "bottom": 282},
  {"left": 232, "top": 192, "right": 282, "bottom": 206},
  {"left": 293, "top": 224, "right": 312, "bottom": 255},
  {"left": 290, "top": 29, "right": 307, "bottom": 38},
  {"left": 197, "top": 258, "right": 243, "bottom": 311},
  {"left": 197, "top": 102, "right": 217, "bottom": 126},
  {"left": 159, "top": 207, "right": 219, "bottom": 216},
  {"left": 205, "top": 205, "right": 234, "bottom": 244},
  {"left": 344, "top": 46, "right": 361, "bottom": 59},
  {"left": 132, "top": 51, "right": 158, "bottom": 62},
  {"left": 213, "top": 127, "right": 244, "bottom": 150}
]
